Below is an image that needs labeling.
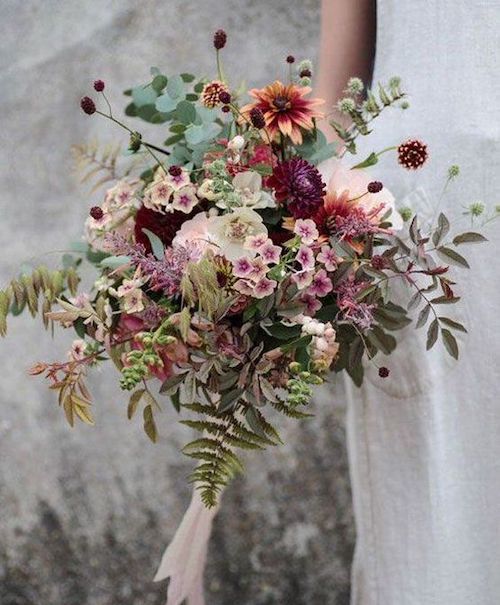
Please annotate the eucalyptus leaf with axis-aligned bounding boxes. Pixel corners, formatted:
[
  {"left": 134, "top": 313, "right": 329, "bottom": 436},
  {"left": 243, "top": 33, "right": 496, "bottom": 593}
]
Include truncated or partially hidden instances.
[
  {"left": 142, "top": 228, "right": 165, "bottom": 259},
  {"left": 166, "top": 74, "right": 185, "bottom": 99},
  {"left": 132, "top": 85, "right": 157, "bottom": 107}
]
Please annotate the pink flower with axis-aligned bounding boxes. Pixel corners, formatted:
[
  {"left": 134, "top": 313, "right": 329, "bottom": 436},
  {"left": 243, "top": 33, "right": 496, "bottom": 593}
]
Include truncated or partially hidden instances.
[
  {"left": 234, "top": 279, "right": 255, "bottom": 296},
  {"left": 253, "top": 277, "right": 277, "bottom": 299},
  {"left": 172, "top": 185, "right": 198, "bottom": 213},
  {"left": 165, "top": 168, "right": 191, "bottom": 191},
  {"left": 301, "top": 293, "right": 322, "bottom": 315},
  {"left": 248, "top": 257, "right": 268, "bottom": 281},
  {"left": 244, "top": 233, "right": 268, "bottom": 251},
  {"left": 259, "top": 242, "right": 281, "bottom": 265},
  {"left": 296, "top": 245, "right": 315, "bottom": 270},
  {"left": 294, "top": 218, "right": 319, "bottom": 245},
  {"left": 233, "top": 256, "right": 254, "bottom": 278},
  {"left": 172, "top": 212, "right": 218, "bottom": 254},
  {"left": 291, "top": 270, "right": 314, "bottom": 290},
  {"left": 317, "top": 245, "right": 338, "bottom": 271},
  {"left": 308, "top": 269, "right": 333, "bottom": 297}
]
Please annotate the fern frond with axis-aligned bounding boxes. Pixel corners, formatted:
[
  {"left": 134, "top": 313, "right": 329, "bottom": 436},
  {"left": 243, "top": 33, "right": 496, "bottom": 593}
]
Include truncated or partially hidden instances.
[{"left": 71, "top": 140, "right": 121, "bottom": 190}]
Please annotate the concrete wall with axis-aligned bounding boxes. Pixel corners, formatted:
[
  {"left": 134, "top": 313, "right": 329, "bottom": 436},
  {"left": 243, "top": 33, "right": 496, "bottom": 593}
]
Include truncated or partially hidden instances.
[{"left": 0, "top": 1, "right": 354, "bottom": 603}]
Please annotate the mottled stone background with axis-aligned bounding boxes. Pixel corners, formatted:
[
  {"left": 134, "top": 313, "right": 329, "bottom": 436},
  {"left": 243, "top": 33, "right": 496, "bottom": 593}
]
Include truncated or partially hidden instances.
[{"left": 0, "top": 1, "right": 354, "bottom": 603}]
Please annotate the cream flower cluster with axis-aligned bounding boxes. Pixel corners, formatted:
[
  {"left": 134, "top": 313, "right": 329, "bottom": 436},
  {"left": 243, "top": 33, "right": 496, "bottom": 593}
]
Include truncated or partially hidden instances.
[{"left": 294, "top": 314, "right": 339, "bottom": 369}]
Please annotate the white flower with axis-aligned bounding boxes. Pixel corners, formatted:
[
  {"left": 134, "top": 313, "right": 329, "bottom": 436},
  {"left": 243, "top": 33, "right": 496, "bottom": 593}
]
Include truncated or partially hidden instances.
[
  {"left": 172, "top": 212, "right": 218, "bottom": 254},
  {"left": 227, "top": 135, "right": 245, "bottom": 152},
  {"left": 231, "top": 171, "right": 275, "bottom": 209},
  {"left": 208, "top": 207, "right": 268, "bottom": 260},
  {"left": 197, "top": 179, "right": 221, "bottom": 201}
]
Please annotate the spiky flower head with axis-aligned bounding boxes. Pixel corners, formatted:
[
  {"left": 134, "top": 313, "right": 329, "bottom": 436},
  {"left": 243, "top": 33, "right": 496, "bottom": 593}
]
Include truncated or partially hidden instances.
[
  {"left": 337, "top": 97, "right": 356, "bottom": 114},
  {"left": 201, "top": 80, "right": 230, "bottom": 108},
  {"left": 397, "top": 139, "right": 428, "bottom": 170},
  {"left": 297, "top": 59, "right": 313, "bottom": 76},
  {"left": 80, "top": 96, "right": 96, "bottom": 115},
  {"left": 213, "top": 29, "right": 227, "bottom": 50},
  {"left": 347, "top": 77, "right": 364, "bottom": 95},
  {"left": 298, "top": 77, "right": 312, "bottom": 87},
  {"left": 469, "top": 201, "right": 485, "bottom": 217},
  {"left": 241, "top": 80, "right": 323, "bottom": 145},
  {"left": 268, "top": 158, "right": 326, "bottom": 219},
  {"left": 448, "top": 164, "right": 460, "bottom": 178}
]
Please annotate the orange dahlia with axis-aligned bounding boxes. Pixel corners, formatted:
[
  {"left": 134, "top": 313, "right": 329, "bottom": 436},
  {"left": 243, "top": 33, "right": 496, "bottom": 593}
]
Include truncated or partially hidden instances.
[{"left": 241, "top": 81, "right": 324, "bottom": 145}]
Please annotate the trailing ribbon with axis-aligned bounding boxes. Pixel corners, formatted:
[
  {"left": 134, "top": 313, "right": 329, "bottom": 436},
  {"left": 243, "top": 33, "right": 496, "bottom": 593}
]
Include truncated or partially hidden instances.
[{"left": 154, "top": 488, "right": 221, "bottom": 605}]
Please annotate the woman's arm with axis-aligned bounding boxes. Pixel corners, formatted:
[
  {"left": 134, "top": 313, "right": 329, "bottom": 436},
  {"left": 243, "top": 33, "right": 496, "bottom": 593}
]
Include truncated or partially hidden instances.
[{"left": 317, "top": 0, "right": 376, "bottom": 140}]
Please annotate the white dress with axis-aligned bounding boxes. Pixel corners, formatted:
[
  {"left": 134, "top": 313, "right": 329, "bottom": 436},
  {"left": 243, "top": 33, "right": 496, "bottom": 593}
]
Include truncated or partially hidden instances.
[{"left": 345, "top": 1, "right": 500, "bottom": 604}]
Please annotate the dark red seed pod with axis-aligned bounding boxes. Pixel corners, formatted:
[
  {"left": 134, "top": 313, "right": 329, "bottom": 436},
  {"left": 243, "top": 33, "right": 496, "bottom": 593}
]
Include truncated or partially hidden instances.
[
  {"left": 213, "top": 29, "right": 227, "bottom": 50},
  {"left": 379, "top": 367, "right": 390, "bottom": 378},
  {"left": 89, "top": 206, "right": 104, "bottom": 220},
  {"left": 218, "top": 91, "right": 231, "bottom": 104},
  {"left": 367, "top": 180, "right": 383, "bottom": 193},
  {"left": 286, "top": 55, "right": 295, "bottom": 64},
  {"left": 80, "top": 96, "right": 96, "bottom": 115},
  {"left": 93, "top": 79, "right": 105, "bottom": 92},
  {"left": 168, "top": 165, "right": 182, "bottom": 177},
  {"left": 299, "top": 68, "right": 312, "bottom": 78},
  {"left": 221, "top": 105, "right": 231, "bottom": 113},
  {"left": 249, "top": 107, "right": 266, "bottom": 129}
]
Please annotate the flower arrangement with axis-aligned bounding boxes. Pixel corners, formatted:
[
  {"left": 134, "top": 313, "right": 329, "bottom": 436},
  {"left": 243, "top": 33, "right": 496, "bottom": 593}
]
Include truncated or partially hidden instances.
[{"left": 0, "top": 31, "right": 489, "bottom": 519}]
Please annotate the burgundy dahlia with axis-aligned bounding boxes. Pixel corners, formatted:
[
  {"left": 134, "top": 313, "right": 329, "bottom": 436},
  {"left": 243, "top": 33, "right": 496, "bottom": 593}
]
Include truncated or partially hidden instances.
[
  {"left": 268, "top": 158, "right": 326, "bottom": 219},
  {"left": 397, "top": 139, "right": 428, "bottom": 170},
  {"left": 134, "top": 205, "right": 197, "bottom": 253}
]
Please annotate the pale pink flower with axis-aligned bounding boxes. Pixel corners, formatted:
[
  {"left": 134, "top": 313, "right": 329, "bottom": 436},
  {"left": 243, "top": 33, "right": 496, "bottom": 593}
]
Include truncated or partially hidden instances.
[
  {"left": 172, "top": 212, "right": 218, "bottom": 254},
  {"left": 308, "top": 269, "right": 333, "bottom": 297},
  {"left": 144, "top": 180, "right": 173, "bottom": 211},
  {"left": 123, "top": 289, "right": 144, "bottom": 314},
  {"left": 296, "top": 245, "right": 315, "bottom": 270},
  {"left": 301, "top": 293, "right": 322, "bottom": 315},
  {"left": 234, "top": 279, "right": 255, "bottom": 296},
  {"left": 316, "top": 245, "right": 338, "bottom": 271},
  {"left": 165, "top": 168, "right": 191, "bottom": 191},
  {"left": 172, "top": 185, "right": 198, "bottom": 213},
  {"left": 294, "top": 218, "right": 319, "bottom": 245},
  {"left": 291, "top": 270, "right": 314, "bottom": 290},
  {"left": 248, "top": 257, "right": 268, "bottom": 281},
  {"left": 259, "top": 242, "right": 281, "bottom": 265},
  {"left": 244, "top": 233, "right": 269, "bottom": 252},
  {"left": 318, "top": 158, "right": 402, "bottom": 230},
  {"left": 232, "top": 256, "right": 254, "bottom": 278},
  {"left": 68, "top": 339, "right": 87, "bottom": 361},
  {"left": 253, "top": 277, "right": 277, "bottom": 299},
  {"left": 103, "top": 179, "right": 141, "bottom": 211}
]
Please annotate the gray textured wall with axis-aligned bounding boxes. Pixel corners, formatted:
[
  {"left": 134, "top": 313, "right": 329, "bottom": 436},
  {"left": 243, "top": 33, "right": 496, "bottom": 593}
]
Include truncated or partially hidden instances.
[{"left": 0, "top": 1, "right": 354, "bottom": 603}]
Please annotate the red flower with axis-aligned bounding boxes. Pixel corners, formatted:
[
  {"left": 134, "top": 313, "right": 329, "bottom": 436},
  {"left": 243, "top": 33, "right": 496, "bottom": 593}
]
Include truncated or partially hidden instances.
[
  {"left": 134, "top": 205, "right": 198, "bottom": 253},
  {"left": 397, "top": 139, "right": 428, "bottom": 170},
  {"left": 241, "top": 81, "right": 324, "bottom": 145}
]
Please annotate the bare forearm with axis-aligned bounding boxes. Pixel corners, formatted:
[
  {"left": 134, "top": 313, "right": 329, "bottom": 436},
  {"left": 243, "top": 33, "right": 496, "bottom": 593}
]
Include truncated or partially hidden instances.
[{"left": 317, "top": 0, "right": 376, "bottom": 139}]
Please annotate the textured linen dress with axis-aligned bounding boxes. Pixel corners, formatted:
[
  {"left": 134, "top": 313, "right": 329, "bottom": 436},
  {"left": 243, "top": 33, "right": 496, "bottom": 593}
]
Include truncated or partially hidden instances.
[{"left": 344, "top": 1, "right": 500, "bottom": 604}]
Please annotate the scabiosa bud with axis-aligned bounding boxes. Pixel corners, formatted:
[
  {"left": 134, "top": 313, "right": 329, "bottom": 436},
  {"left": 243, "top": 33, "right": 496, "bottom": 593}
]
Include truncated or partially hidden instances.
[
  {"left": 399, "top": 207, "right": 413, "bottom": 222},
  {"left": 250, "top": 107, "right": 266, "bottom": 129},
  {"left": 469, "top": 201, "right": 485, "bottom": 217},
  {"left": 448, "top": 164, "right": 460, "bottom": 178},
  {"left": 297, "top": 59, "right": 313, "bottom": 76},
  {"left": 299, "top": 68, "right": 312, "bottom": 78},
  {"left": 80, "top": 96, "right": 96, "bottom": 115},
  {"left": 337, "top": 97, "right": 356, "bottom": 114},
  {"left": 286, "top": 55, "right": 295, "bottom": 64},
  {"left": 93, "top": 79, "right": 105, "bottom": 92},
  {"left": 218, "top": 90, "right": 231, "bottom": 104},
  {"left": 268, "top": 158, "right": 326, "bottom": 219},
  {"left": 168, "top": 165, "right": 182, "bottom": 177},
  {"left": 347, "top": 77, "right": 364, "bottom": 95},
  {"left": 128, "top": 131, "right": 142, "bottom": 153},
  {"left": 89, "top": 206, "right": 104, "bottom": 220},
  {"left": 367, "top": 181, "right": 383, "bottom": 193},
  {"left": 213, "top": 29, "right": 227, "bottom": 50},
  {"left": 201, "top": 80, "right": 229, "bottom": 108},
  {"left": 379, "top": 366, "right": 390, "bottom": 378},
  {"left": 397, "top": 139, "right": 428, "bottom": 170}
]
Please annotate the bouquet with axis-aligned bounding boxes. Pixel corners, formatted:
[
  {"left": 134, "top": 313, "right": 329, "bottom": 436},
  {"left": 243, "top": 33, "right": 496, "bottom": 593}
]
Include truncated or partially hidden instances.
[{"left": 0, "top": 29, "right": 490, "bottom": 604}]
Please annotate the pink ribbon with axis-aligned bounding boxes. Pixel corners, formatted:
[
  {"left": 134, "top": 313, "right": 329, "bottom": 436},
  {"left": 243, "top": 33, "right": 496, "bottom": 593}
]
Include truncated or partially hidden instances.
[{"left": 154, "top": 489, "right": 221, "bottom": 605}]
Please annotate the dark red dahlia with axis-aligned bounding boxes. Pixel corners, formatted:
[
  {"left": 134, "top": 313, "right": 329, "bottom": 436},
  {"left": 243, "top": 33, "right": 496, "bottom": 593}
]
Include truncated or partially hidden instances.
[
  {"left": 268, "top": 158, "right": 326, "bottom": 218},
  {"left": 134, "top": 205, "right": 198, "bottom": 253},
  {"left": 397, "top": 139, "right": 428, "bottom": 170}
]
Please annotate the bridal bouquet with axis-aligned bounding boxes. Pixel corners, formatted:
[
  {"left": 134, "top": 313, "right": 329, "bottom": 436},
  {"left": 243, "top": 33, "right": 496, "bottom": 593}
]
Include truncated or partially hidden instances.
[{"left": 0, "top": 29, "right": 488, "bottom": 603}]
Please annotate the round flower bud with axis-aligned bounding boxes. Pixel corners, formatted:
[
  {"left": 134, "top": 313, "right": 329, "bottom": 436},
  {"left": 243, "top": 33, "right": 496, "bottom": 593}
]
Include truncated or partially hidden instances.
[
  {"left": 286, "top": 55, "right": 295, "bottom": 64},
  {"left": 218, "top": 90, "right": 231, "bottom": 104},
  {"left": 213, "top": 29, "right": 227, "bottom": 50},
  {"left": 89, "top": 206, "right": 104, "bottom": 220},
  {"left": 379, "top": 366, "right": 390, "bottom": 378},
  {"left": 93, "top": 79, "right": 105, "bottom": 92},
  {"left": 221, "top": 105, "right": 231, "bottom": 113},
  {"left": 299, "top": 68, "right": 312, "bottom": 78},
  {"left": 367, "top": 181, "right": 383, "bottom": 193},
  {"left": 80, "top": 96, "right": 96, "bottom": 115}
]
